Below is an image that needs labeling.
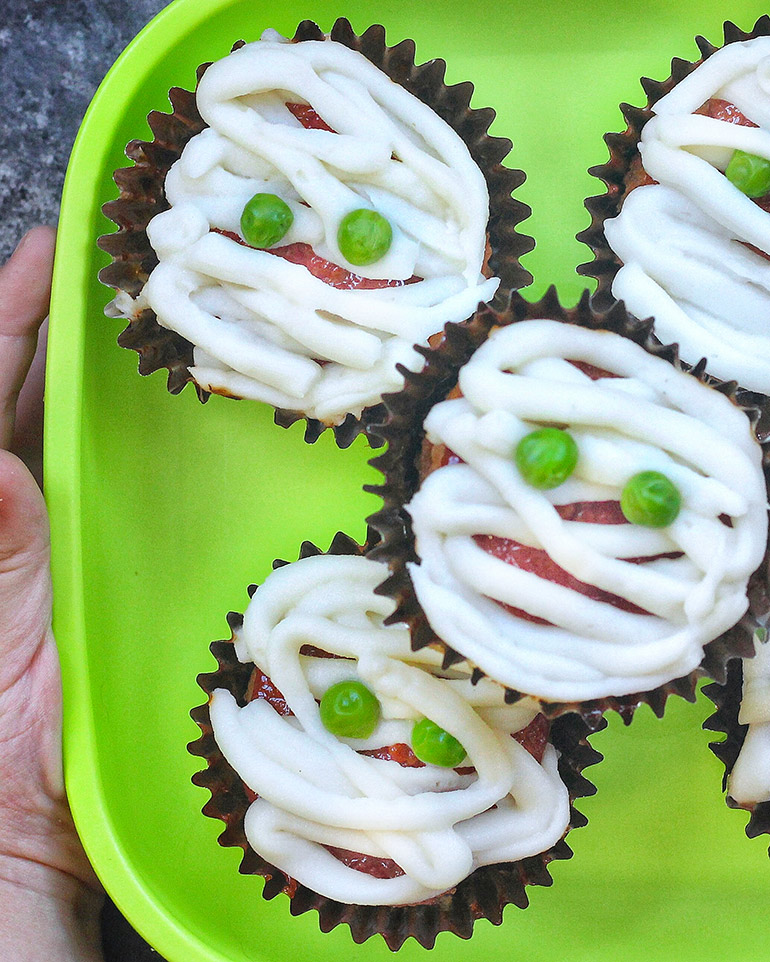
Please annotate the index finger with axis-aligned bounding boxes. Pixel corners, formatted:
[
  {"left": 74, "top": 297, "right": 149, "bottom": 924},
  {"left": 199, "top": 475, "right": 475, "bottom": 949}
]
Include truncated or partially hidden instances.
[{"left": 0, "top": 227, "right": 56, "bottom": 449}]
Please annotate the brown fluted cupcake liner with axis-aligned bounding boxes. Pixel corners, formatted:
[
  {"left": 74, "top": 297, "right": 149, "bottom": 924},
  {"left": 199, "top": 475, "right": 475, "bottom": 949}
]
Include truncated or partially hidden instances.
[
  {"left": 703, "top": 658, "right": 770, "bottom": 848},
  {"left": 188, "top": 531, "right": 602, "bottom": 951},
  {"left": 365, "top": 287, "right": 770, "bottom": 729},
  {"left": 98, "top": 18, "right": 534, "bottom": 450},
  {"left": 577, "top": 16, "right": 770, "bottom": 315}
]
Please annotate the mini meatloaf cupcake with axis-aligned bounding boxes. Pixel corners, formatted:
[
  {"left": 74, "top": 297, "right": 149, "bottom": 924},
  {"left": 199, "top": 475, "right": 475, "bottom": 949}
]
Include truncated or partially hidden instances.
[
  {"left": 99, "top": 21, "right": 532, "bottom": 446},
  {"left": 579, "top": 19, "right": 770, "bottom": 394},
  {"left": 370, "top": 294, "right": 769, "bottom": 717},
  {"left": 729, "top": 637, "right": 770, "bottom": 806},
  {"left": 190, "top": 540, "right": 600, "bottom": 948},
  {"left": 704, "top": 633, "right": 770, "bottom": 840}
]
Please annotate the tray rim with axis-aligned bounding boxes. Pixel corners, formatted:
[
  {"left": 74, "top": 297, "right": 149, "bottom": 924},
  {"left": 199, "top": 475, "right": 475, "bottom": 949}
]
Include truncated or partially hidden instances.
[
  {"left": 44, "top": 1, "right": 770, "bottom": 960},
  {"left": 45, "top": 0, "right": 279, "bottom": 959}
]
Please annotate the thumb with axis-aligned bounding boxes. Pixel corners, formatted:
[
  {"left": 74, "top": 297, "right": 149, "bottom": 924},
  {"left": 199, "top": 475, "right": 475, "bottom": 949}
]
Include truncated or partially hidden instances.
[
  {"left": 0, "top": 226, "right": 56, "bottom": 451},
  {"left": 0, "top": 447, "right": 67, "bottom": 811},
  {"left": 0, "top": 448, "right": 51, "bottom": 693},
  {"left": 0, "top": 452, "right": 99, "bottom": 888}
]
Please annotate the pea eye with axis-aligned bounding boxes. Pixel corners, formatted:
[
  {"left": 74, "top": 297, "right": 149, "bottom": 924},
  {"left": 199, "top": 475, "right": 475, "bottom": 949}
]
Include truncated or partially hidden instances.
[
  {"left": 620, "top": 471, "right": 681, "bottom": 528},
  {"left": 412, "top": 718, "right": 467, "bottom": 768},
  {"left": 515, "top": 427, "right": 578, "bottom": 490},
  {"left": 337, "top": 209, "right": 392, "bottom": 266},
  {"left": 319, "top": 680, "right": 380, "bottom": 739},
  {"left": 725, "top": 149, "right": 770, "bottom": 198},
  {"left": 240, "top": 193, "right": 294, "bottom": 247}
]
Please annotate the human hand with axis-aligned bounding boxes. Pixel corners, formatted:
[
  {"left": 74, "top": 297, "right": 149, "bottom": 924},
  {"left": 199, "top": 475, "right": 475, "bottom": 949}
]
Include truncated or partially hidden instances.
[{"left": 0, "top": 228, "right": 104, "bottom": 961}]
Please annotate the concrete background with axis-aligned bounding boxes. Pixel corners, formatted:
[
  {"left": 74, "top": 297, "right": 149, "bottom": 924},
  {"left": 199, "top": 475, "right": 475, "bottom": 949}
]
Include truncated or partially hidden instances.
[{"left": 0, "top": 0, "right": 168, "bottom": 260}]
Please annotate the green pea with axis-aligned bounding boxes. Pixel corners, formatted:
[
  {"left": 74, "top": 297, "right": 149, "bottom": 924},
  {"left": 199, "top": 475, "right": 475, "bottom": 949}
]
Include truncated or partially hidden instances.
[
  {"left": 240, "top": 193, "right": 293, "bottom": 248},
  {"left": 337, "top": 209, "right": 392, "bottom": 266},
  {"left": 725, "top": 150, "right": 770, "bottom": 198},
  {"left": 515, "top": 427, "right": 579, "bottom": 490},
  {"left": 412, "top": 718, "right": 467, "bottom": 768},
  {"left": 620, "top": 471, "right": 681, "bottom": 528},
  {"left": 319, "top": 680, "right": 380, "bottom": 739}
]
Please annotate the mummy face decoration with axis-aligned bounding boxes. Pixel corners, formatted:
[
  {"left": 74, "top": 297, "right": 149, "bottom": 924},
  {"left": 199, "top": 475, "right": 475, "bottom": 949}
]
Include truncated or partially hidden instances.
[
  {"left": 209, "top": 553, "right": 570, "bottom": 906},
  {"left": 405, "top": 320, "right": 768, "bottom": 704},
  {"left": 603, "top": 37, "right": 770, "bottom": 393},
  {"left": 110, "top": 32, "right": 499, "bottom": 425}
]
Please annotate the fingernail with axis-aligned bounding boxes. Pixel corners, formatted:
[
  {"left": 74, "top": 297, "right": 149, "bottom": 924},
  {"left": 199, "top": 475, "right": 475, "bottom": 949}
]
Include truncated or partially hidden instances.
[
  {"left": 16, "top": 227, "right": 40, "bottom": 251},
  {"left": 7, "top": 226, "right": 56, "bottom": 265}
]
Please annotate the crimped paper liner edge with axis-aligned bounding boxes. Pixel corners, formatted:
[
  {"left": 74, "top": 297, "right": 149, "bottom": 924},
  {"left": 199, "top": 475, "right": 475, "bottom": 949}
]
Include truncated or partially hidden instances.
[
  {"left": 365, "top": 287, "right": 770, "bottom": 729},
  {"left": 576, "top": 16, "right": 770, "bottom": 313},
  {"left": 187, "top": 531, "right": 603, "bottom": 951},
  {"left": 703, "top": 660, "right": 770, "bottom": 847},
  {"left": 97, "top": 18, "right": 535, "bottom": 450}
]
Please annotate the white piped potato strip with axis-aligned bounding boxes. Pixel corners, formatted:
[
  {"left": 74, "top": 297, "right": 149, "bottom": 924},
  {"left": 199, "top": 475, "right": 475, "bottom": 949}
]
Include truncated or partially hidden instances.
[
  {"left": 604, "top": 37, "right": 770, "bottom": 393},
  {"left": 112, "top": 32, "right": 498, "bottom": 424},
  {"left": 405, "top": 320, "right": 767, "bottom": 703},
  {"left": 730, "top": 635, "right": 770, "bottom": 804},
  {"left": 209, "top": 553, "right": 570, "bottom": 906}
]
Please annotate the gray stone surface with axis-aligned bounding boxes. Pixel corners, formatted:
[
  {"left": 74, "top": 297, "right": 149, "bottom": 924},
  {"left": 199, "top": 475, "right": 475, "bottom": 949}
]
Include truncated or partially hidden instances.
[
  {"left": 1, "top": 7, "right": 171, "bottom": 960},
  {"left": 0, "top": 0, "right": 168, "bottom": 261}
]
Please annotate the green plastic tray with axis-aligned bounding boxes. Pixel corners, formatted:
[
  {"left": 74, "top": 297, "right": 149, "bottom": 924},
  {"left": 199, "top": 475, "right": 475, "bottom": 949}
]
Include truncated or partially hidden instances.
[{"left": 46, "top": 1, "right": 770, "bottom": 960}]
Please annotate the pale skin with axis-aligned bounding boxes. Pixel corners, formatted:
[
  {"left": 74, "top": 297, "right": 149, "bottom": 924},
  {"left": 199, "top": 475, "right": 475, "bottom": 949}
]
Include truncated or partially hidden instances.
[{"left": 0, "top": 227, "right": 105, "bottom": 961}]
